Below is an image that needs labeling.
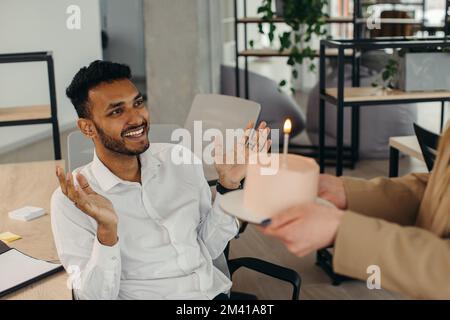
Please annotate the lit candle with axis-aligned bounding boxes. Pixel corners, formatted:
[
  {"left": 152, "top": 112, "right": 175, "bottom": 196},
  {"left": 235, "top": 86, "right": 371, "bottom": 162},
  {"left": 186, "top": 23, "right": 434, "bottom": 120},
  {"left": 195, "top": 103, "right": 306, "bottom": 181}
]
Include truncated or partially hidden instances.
[{"left": 283, "top": 118, "right": 292, "bottom": 155}]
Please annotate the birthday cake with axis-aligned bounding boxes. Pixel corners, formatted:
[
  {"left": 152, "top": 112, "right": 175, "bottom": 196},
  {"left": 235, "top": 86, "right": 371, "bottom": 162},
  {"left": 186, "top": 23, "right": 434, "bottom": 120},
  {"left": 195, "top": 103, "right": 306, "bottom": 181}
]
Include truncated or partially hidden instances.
[{"left": 243, "top": 153, "right": 319, "bottom": 218}]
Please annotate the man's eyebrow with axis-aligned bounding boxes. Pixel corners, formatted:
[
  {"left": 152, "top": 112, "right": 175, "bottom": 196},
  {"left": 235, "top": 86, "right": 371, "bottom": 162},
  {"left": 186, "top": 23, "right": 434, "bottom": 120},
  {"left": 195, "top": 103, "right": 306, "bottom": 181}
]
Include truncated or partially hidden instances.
[
  {"left": 107, "top": 101, "right": 125, "bottom": 110},
  {"left": 105, "top": 93, "right": 143, "bottom": 112}
]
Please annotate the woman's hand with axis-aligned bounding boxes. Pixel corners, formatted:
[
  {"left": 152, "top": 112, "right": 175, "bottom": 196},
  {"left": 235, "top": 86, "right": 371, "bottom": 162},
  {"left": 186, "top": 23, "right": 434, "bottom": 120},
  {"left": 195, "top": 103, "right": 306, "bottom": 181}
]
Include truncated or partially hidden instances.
[
  {"left": 318, "top": 174, "right": 348, "bottom": 210},
  {"left": 258, "top": 203, "right": 344, "bottom": 257}
]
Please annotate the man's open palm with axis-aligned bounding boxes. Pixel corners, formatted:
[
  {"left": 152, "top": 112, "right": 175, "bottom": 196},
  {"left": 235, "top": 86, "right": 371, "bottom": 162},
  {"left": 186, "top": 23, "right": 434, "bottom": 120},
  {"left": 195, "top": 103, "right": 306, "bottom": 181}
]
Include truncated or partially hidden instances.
[{"left": 56, "top": 166, "right": 118, "bottom": 227}]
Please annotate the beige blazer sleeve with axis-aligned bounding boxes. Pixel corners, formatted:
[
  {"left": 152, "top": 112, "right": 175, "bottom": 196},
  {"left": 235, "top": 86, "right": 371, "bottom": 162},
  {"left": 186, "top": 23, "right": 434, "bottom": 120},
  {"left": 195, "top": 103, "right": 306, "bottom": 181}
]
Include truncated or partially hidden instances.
[
  {"left": 333, "top": 211, "right": 450, "bottom": 299},
  {"left": 341, "top": 173, "right": 429, "bottom": 226}
]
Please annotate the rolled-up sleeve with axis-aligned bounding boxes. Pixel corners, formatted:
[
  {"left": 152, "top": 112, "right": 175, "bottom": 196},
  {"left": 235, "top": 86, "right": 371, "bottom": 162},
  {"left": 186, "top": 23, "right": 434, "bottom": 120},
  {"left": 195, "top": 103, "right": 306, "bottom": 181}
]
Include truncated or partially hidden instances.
[
  {"left": 341, "top": 173, "right": 429, "bottom": 226},
  {"left": 50, "top": 188, "right": 121, "bottom": 300},
  {"left": 333, "top": 211, "right": 450, "bottom": 299}
]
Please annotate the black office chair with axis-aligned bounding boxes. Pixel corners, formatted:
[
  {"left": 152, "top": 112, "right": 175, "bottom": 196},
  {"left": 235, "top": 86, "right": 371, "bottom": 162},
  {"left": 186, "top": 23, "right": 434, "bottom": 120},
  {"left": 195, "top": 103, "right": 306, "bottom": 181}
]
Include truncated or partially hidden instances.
[
  {"left": 223, "top": 234, "right": 301, "bottom": 300},
  {"left": 413, "top": 123, "right": 440, "bottom": 172}
]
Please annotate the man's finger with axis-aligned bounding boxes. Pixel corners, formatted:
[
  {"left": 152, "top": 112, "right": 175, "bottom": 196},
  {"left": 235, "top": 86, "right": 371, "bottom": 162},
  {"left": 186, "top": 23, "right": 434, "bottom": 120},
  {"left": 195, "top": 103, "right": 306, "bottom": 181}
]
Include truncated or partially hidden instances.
[
  {"left": 76, "top": 173, "right": 95, "bottom": 195},
  {"left": 245, "top": 121, "right": 254, "bottom": 131},
  {"left": 258, "top": 127, "right": 270, "bottom": 152},
  {"left": 74, "top": 185, "right": 96, "bottom": 218},
  {"left": 66, "top": 172, "right": 77, "bottom": 202},
  {"left": 74, "top": 185, "right": 91, "bottom": 211},
  {"left": 265, "top": 139, "right": 272, "bottom": 153},
  {"left": 56, "top": 166, "right": 67, "bottom": 195}
]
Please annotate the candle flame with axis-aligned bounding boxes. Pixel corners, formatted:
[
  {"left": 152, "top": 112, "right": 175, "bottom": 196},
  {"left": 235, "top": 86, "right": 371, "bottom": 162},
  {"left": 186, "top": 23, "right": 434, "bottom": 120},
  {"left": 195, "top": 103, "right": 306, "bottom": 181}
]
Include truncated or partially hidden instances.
[{"left": 283, "top": 119, "right": 292, "bottom": 134}]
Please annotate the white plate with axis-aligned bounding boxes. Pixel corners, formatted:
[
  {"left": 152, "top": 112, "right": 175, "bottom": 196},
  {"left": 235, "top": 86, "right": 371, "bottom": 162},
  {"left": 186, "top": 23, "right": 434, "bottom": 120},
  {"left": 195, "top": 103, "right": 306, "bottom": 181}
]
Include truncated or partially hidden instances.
[{"left": 220, "top": 189, "right": 336, "bottom": 225}]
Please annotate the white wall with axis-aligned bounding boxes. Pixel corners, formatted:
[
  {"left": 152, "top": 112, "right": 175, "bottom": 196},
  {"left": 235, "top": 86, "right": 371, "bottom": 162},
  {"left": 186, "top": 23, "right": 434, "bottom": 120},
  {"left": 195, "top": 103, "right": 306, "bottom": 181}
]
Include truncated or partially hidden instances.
[
  {"left": 100, "top": 0, "right": 146, "bottom": 79},
  {"left": 143, "top": 0, "right": 222, "bottom": 126},
  {"left": 0, "top": 0, "right": 102, "bottom": 155}
]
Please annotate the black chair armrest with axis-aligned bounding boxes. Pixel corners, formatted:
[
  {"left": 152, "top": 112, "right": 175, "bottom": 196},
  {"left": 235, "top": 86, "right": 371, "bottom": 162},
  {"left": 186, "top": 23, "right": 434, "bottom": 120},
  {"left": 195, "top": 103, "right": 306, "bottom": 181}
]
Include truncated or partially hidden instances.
[{"left": 227, "top": 257, "right": 301, "bottom": 300}]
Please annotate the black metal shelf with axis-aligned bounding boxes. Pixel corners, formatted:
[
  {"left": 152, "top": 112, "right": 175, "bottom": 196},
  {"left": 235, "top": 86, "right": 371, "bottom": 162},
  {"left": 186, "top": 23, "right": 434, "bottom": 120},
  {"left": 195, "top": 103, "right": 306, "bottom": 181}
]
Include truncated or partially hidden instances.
[
  {"left": 318, "top": 37, "right": 450, "bottom": 177},
  {"left": 0, "top": 52, "right": 61, "bottom": 160},
  {"left": 233, "top": 1, "right": 448, "bottom": 174}
]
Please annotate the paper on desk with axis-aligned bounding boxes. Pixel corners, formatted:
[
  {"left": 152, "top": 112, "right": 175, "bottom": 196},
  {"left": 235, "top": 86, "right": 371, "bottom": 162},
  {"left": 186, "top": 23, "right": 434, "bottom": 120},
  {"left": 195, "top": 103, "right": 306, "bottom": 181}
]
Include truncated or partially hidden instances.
[
  {"left": 0, "top": 249, "right": 63, "bottom": 296},
  {"left": 0, "top": 232, "right": 22, "bottom": 244}
]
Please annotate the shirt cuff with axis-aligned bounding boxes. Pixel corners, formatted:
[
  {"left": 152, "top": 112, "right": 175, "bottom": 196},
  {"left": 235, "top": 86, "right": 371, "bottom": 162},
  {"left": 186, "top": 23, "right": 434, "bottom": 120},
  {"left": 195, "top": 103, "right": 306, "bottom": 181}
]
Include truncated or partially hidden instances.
[
  {"left": 212, "top": 193, "right": 239, "bottom": 234},
  {"left": 91, "top": 235, "right": 120, "bottom": 269}
]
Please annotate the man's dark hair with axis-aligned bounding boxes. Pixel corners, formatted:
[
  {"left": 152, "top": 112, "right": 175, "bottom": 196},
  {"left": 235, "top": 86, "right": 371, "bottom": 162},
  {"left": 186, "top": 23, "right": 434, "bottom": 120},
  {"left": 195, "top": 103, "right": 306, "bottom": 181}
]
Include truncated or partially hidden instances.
[{"left": 66, "top": 60, "right": 132, "bottom": 118}]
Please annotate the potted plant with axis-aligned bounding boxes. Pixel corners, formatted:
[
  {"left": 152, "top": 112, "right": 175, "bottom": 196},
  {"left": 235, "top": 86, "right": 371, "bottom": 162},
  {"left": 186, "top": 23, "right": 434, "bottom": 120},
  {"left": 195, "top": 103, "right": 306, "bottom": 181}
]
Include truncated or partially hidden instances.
[
  {"left": 395, "top": 47, "right": 450, "bottom": 92},
  {"left": 250, "top": 0, "right": 329, "bottom": 92},
  {"left": 371, "top": 58, "right": 399, "bottom": 90},
  {"left": 371, "top": 46, "right": 450, "bottom": 92}
]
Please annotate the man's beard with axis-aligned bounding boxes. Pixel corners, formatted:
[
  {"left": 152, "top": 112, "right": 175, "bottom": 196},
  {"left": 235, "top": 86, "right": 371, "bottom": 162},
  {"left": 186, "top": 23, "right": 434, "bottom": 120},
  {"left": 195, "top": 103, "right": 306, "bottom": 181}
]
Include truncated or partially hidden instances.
[{"left": 94, "top": 121, "right": 150, "bottom": 156}]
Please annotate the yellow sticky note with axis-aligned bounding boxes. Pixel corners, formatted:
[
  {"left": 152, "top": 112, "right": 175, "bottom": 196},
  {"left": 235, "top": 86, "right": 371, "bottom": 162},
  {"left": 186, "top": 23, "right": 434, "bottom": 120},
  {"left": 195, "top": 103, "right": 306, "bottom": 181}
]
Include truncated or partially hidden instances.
[{"left": 0, "top": 231, "right": 22, "bottom": 244}]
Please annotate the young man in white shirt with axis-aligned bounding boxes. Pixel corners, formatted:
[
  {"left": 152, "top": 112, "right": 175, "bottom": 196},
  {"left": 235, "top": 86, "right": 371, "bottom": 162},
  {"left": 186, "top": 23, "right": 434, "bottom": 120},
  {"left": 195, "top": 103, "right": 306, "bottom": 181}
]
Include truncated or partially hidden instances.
[{"left": 51, "top": 60, "right": 269, "bottom": 300}]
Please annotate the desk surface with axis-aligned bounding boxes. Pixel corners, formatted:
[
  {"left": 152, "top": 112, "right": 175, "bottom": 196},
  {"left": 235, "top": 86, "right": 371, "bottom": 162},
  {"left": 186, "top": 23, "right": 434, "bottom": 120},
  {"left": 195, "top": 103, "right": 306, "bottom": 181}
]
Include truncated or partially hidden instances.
[{"left": 0, "top": 161, "right": 71, "bottom": 300}]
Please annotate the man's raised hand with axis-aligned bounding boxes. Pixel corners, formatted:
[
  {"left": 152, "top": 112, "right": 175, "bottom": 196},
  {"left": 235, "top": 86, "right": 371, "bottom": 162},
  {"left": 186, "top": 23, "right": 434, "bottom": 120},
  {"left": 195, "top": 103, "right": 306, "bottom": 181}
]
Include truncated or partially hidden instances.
[{"left": 56, "top": 166, "right": 118, "bottom": 246}]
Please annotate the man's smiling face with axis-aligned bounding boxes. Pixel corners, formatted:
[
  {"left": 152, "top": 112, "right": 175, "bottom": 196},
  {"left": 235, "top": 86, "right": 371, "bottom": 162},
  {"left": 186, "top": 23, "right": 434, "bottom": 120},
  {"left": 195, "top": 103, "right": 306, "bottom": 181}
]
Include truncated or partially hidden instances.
[{"left": 87, "top": 78, "right": 150, "bottom": 156}]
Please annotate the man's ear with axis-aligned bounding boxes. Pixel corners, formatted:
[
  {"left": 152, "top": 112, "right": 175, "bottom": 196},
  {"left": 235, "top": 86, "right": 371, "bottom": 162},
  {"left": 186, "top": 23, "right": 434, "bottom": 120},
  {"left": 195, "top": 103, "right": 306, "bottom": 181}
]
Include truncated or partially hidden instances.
[{"left": 77, "top": 118, "right": 97, "bottom": 139}]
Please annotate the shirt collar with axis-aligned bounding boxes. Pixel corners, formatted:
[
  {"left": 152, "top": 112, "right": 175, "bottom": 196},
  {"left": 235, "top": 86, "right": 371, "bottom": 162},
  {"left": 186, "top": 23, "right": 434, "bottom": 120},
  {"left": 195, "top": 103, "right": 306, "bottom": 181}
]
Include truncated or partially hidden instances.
[{"left": 91, "top": 148, "right": 162, "bottom": 192}]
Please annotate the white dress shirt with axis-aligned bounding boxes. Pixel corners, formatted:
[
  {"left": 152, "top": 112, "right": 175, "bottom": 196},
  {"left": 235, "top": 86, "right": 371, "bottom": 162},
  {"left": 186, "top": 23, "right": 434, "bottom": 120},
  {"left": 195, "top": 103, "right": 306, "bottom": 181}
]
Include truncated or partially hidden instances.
[{"left": 51, "top": 143, "right": 239, "bottom": 300}]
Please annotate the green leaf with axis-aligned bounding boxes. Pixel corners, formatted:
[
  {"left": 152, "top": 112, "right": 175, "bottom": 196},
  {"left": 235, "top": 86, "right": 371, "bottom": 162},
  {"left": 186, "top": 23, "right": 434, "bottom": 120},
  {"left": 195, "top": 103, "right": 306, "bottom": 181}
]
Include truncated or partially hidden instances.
[
  {"left": 257, "top": 7, "right": 266, "bottom": 14},
  {"left": 287, "top": 57, "right": 295, "bottom": 66},
  {"left": 258, "top": 23, "right": 264, "bottom": 34},
  {"left": 255, "top": 0, "right": 329, "bottom": 76},
  {"left": 279, "top": 80, "right": 287, "bottom": 87},
  {"left": 249, "top": 40, "right": 254, "bottom": 48}
]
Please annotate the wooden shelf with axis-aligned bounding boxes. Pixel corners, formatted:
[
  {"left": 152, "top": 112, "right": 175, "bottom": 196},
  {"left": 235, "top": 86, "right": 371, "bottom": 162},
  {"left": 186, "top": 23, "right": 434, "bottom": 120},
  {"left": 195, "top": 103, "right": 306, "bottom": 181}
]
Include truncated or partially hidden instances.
[
  {"left": 325, "top": 87, "right": 450, "bottom": 103},
  {"left": 237, "top": 16, "right": 353, "bottom": 24},
  {"left": 355, "top": 18, "right": 423, "bottom": 24},
  {"left": 0, "top": 105, "right": 51, "bottom": 122},
  {"left": 239, "top": 48, "right": 354, "bottom": 57},
  {"left": 361, "top": 0, "right": 424, "bottom": 5}
]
